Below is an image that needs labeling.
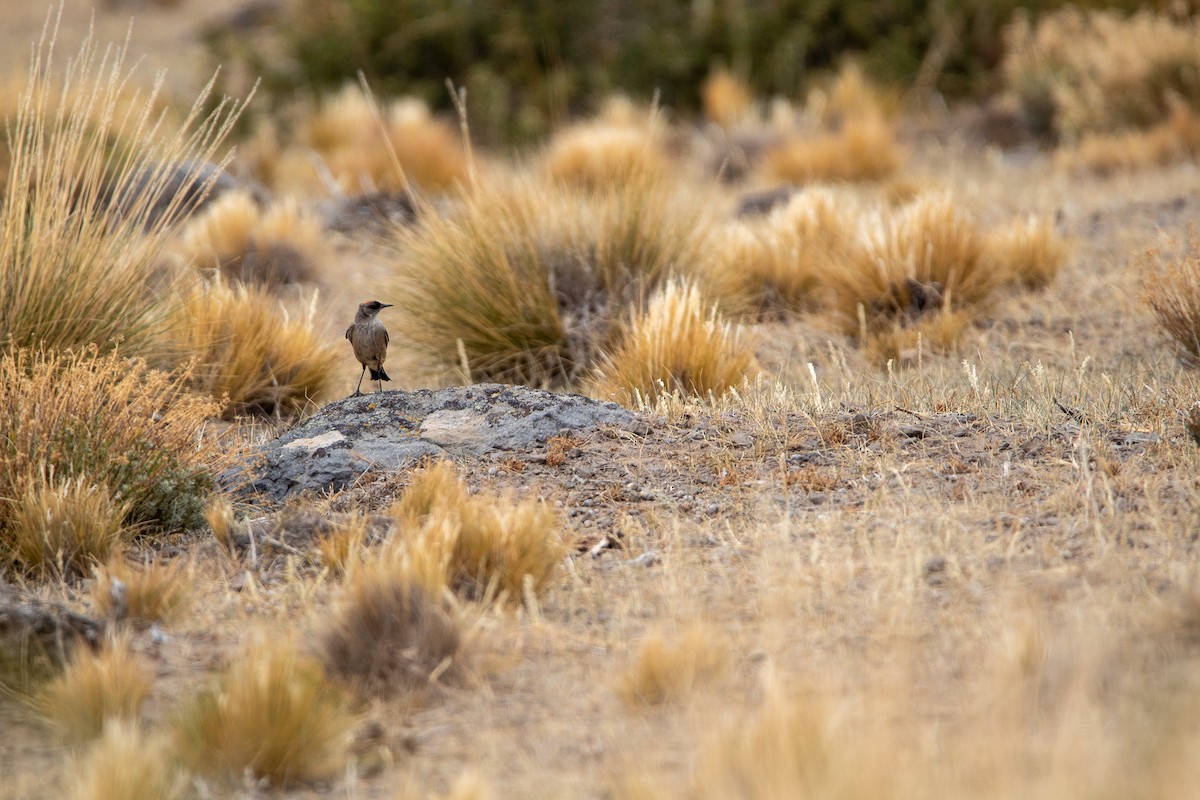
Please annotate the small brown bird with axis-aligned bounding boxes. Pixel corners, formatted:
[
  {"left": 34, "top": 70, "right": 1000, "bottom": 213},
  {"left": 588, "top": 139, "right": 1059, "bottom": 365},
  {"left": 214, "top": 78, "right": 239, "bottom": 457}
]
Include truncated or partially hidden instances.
[{"left": 345, "top": 300, "right": 393, "bottom": 396}]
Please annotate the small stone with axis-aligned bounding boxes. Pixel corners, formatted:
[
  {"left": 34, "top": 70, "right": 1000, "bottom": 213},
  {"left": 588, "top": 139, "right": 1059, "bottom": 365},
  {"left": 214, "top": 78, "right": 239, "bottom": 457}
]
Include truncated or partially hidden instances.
[
  {"left": 706, "top": 502, "right": 720, "bottom": 515},
  {"left": 923, "top": 556, "right": 948, "bottom": 579},
  {"left": 628, "top": 551, "right": 662, "bottom": 567},
  {"left": 730, "top": 432, "right": 754, "bottom": 447}
]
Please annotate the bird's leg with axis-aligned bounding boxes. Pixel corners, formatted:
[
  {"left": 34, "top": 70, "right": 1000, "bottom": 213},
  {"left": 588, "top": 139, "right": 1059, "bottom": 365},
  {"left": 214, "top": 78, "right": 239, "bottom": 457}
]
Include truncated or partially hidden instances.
[{"left": 353, "top": 365, "right": 366, "bottom": 397}]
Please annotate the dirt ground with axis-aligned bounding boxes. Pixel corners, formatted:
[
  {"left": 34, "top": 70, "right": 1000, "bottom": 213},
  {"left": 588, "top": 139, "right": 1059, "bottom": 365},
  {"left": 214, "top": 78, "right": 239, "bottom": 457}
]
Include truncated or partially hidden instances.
[{"left": 5, "top": 3, "right": 1200, "bottom": 799}]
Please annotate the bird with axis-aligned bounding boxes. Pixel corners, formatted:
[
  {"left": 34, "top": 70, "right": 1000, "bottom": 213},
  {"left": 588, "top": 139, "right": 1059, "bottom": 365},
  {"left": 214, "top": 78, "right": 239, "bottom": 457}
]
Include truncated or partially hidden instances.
[{"left": 345, "top": 300, "right": 393, "bottom": 396}]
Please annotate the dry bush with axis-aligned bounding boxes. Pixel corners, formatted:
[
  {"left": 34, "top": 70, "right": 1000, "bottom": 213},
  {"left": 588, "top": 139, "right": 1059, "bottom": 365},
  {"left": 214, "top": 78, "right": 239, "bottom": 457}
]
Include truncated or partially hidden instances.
[
  {"left": 391, "top": 460, "right": 470, "bottom": 525},
  {"left": 286, "top": 87, "right": 468, "bottom": 196},
  {"left": 702, "top": 68, "right": 754, "bottom": 128},
  {"left": 0, "top": 347, "right": 224, "bottom": 552},
  {"left": 762, "top": 114, "right": 901, "bottom": 185},
  {"left": 543, "top": 120, "right": 669, "bottom": 190},
  {"left": 5, "top": 478, "right": 130, "bottom": 579},
  {"left": 708, "top": 189, "right": 858, "bottom": 314},
  {"left": 0, "top": 19, "right": 243, "bottom": 357},
  {"left": 616, "top": 626, "right": 729, "bottom": 706},
  {"left": 445, "top": 494, "right": 566, "bottom": 602},
  {"left": 92, "top": 558, "right": 192, "bottom": 628},
  {"left": 316, "top": 513, "right": 370, "bottom": 576},
  {"left": 826, "top": 194, "right": 993, "bottom": 334},
  {"left": 688, "top": 683, "right": 885, "bottom": 799},
  {"left": 393, "top": 171, "right": 715, "bottom": 387},
  {"left": 591, "top": 279, "right": 756, "bottom": 405},
  {"left": 68, "top": 720, "right": 186, "bottom": 800},
  {"left": 170, "top": 279, "right": 339, "bottom": 418},
  {"left": 173, "top": 191, "right": 325, "bottom": 287},
  {"left": 174, "top": 635, "right": 355, "bottom": 788},
  {"left": 983, "top": 216, "right": 1069, "bottom": 289},
  {"left": 1142, "top": 232, "right": 1200, "bottom": 364},
  {"left": 34, "top": 636, "right": 151, "bottom": 744},
  {"left": 1058, "top": 105, "right": 1200, "bottom": 175},
  {"left": 320, "top": 555, "right": 465, "bottom": 696},
  {"left": 1004, "top": 7, "right": 1200, "bottom": 140},
  {"left": 389, "top": 461, "right": 568, "bottom": 604}
]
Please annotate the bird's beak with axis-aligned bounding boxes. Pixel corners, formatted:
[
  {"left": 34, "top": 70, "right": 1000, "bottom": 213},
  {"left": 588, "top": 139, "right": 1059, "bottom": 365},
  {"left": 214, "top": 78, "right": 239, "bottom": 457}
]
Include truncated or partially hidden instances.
[{"left": 380, "top": 303, "right": 394, "bottom": 308}]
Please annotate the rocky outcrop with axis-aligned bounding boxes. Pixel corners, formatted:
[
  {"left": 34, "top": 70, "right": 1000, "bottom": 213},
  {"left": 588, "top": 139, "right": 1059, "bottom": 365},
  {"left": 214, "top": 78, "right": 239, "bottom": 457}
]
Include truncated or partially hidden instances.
[{"left": 235, "top": 384, "right": 648, "bottom": 501}]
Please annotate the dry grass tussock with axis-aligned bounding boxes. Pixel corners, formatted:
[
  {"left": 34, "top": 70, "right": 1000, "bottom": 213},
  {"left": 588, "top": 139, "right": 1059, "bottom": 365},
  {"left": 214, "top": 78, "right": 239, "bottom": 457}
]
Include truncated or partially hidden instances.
[
  {"left": 0, "top": 348, "right": 225, "bottom": 568},
  {"left": 389, "top": 460, "right": 568, "bottom": 605},
  {"left": 760, "top": 64, "right": 902, "bottom": 185},
  {"left": 1057, "top": 104, "right": 1200, "bottom": 175},
  {"left": 0, "top": 15, "right": 244, "bottom": 357},
  {"left": 616, "top": 625, "right": 729, "bottom": 707},
  {"left": 1004, "top": 7, "right": 1200, "bottom": 140},
  {"left": 702, "top": 68, "right": 754, "bottom": 129},
  {"left": 173, "top": 634, "right": 355, "bottom": 788},
  {"left": 4, "top": 477, "right": 129, "bottom": 579},
  {"left": 92, "top": 558, "right": 192, "bottom": 628},
  {"left": 1142, "top": 230, "right": 1200, "bottom": 364},
  {"left": 172, "top": 190, "right": 327, "bottom": 287},
  {"left": 591, "top": 279, "right": 757, "bottom": 405},
  {"left": 763, "top": 114, "right": 901, "bottom": 185},
  {"left": 170, "top": 278, "right": 340, "bottom": 418},
  {"left": 281, "top": 86, "right": 468, "bottom": 196},
  {"left": 393, "top": 170, "right": 716, "bottom": 387},
  {"left": 33, "top": 635, "right": 151, "bottom": 745},
  {"left": 68, "top": 720, "right": 186, "bottom": 800},
  {"left": 320, "top": 554, "right": 467, "bottom": 696},
  {"left": 707, "top": 188, "right": 858, "bottom": 314},
  {"left": 542, "top": 117, "right": 670, "bottom": 190}
]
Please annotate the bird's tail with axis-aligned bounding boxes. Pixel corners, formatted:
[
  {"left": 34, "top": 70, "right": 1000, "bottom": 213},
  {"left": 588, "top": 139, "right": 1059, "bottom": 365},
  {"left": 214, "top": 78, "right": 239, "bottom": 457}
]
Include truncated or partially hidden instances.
[{"left": 369, "top": 366, "right": 391, "bottom": 382}]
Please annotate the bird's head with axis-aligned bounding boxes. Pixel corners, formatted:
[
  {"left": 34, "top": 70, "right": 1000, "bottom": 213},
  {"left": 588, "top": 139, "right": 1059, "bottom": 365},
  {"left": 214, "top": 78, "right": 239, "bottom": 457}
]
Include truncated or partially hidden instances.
[{"left": 359, "top": 300, "right": 394, "bottom": 316}]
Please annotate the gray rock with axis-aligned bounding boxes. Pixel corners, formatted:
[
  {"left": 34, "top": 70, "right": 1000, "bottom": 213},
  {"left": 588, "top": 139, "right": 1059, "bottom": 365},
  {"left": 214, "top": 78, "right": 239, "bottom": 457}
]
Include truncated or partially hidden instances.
[{"left": 234, "top": 384, "right": 648, "bottom": 501}]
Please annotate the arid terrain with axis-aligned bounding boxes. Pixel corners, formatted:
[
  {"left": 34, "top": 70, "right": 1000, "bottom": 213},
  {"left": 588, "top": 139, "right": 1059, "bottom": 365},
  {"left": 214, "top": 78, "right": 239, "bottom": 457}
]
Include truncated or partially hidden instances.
[{"left": 3, "top": 2, "right": 1200, "bottom": 799}]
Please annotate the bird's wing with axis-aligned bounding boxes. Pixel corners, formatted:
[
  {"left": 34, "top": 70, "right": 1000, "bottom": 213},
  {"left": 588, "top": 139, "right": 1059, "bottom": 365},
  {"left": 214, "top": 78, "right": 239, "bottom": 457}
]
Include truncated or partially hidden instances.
[
  {"left": 383, "top": 328, "right": 389, "bottom": 347},
  {"left": 345, "top": 326, "right": 353, "bottom": 340}
]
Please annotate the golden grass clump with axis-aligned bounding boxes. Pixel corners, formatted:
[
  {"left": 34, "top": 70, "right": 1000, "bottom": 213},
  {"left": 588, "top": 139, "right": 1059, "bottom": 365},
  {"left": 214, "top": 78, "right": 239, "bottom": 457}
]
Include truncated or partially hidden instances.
[
  {"left": 829, "top": 193, "right": 992, "bottom": 333},
  {"left": 320, "top": 555, "right": 465, "bottom": 696},
  {"left": 288, "top": 86, "right": 468, "bottom": 195},
  {"left": 171, "top": 279, "right": 339, "bottom": 418},
  {"left": 1142, "top": 231, "right": 1200, "bottom": 364},
  {"left": 92, "top": 558, "right": 192, "bottom": 628},
  {"left": 0, "top": 18, "right": 243, "bottom": 357},
  {"left": 5, "top": 478, "right": 129, "bottom": 579},
  {"left": 1004, "top": 7, "right": 1200, "bottom": 140},
  {"left": 174, "top": 635, "right": 355, "bottom": 788},
  {"left": 389, "top": 461, "right": 568, "bottom": 604},
  {"left": 763, "top": 114, "right": 902, "bottom": 185},
  {"left": 983, "top": 216, "right": 1069, "bottom": 289},
  {"left": 173, "top": 190, "right": 326, "bottom": 287},
  {"left": 702, "top": 68, "right": 755, "bottom": 129},
  {"left": 1057, "top": 105, "right": 1200, "bottom": 175},
  {"left": 68, "top": 720, "right": 186, "bottom": 800},
  {"left": 394, "top": 171, "right": 715, "bottom": 387},
  {"left": 616, "top": 626, "right": 729, "bottom": 707},
  {"left": 591, "top": 279, "right": 757, "bottom": 405},
  {"left": 391, "top": 460, "right": 470, "bottom": 525},
  {"left": 0, "top": 347, "right": 224, "bottom": 552},
  {"left": 688, "top": 684, "right": 882, "bottom": 799},
  {"left": 34, "top": 637, "right": 152, "bottom": 744},
  {"left": 316, "top": 513, "right": 370, "bottom": 576},
  {"left": 542, "top": 121, "right": 670, "bottom": 190},
  {"left": 708, "top": 189, "right": 858, "bottom": 314}
]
